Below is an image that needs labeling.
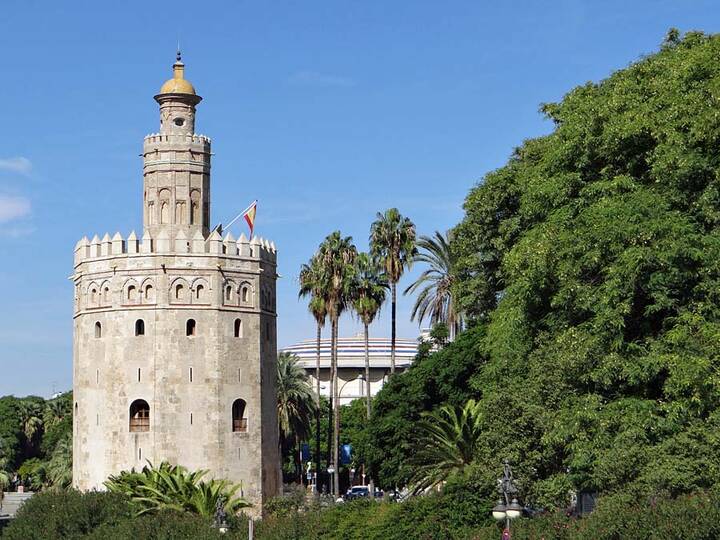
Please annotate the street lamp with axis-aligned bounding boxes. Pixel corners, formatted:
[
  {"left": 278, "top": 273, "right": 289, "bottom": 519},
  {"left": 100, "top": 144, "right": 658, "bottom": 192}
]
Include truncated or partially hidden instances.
[{"left": 491, "top": 460, "right": 522, "bottom": 538}]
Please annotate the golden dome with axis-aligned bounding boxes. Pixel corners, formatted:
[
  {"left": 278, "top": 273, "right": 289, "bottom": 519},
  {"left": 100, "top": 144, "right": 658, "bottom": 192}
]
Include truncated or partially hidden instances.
[{"left": 158, "top": 52, "right": 197, "bottom": 95}]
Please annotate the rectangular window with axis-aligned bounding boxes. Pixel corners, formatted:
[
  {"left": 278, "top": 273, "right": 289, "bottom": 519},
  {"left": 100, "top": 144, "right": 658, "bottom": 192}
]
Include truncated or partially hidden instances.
[
  {"left": 138, "top": 448, "right": 142, "bottom": 461},
  {"left": 237, "top": 368, "right": 241, "bottom": 383}
]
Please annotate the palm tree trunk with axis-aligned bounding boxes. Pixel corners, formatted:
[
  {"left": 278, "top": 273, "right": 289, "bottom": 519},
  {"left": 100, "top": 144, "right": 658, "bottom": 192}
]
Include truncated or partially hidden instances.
[
  {"left": 391, "top": 282, "right": 397, "bottom": 374},
  {"left": 365, "top": 321, "right": 375, "bottom": 500},
  {"left": 315, "top": 322, "right": 322, "bottom": 495},
  {"left": 332, "top": 317, "right": 340, "bottom": 497},
  {"left": 364, "top": 323, "right": 371, "bottom": 420}
]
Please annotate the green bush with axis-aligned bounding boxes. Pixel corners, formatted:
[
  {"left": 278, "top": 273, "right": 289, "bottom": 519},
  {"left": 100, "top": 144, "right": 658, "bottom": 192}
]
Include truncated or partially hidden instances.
[
  {"left": 84, "top": 510, "right": 229, "bottom": 540},
  {"left": 252, "top": 488, "right": 720, "bottom": 539},
  {"left": 2, "top": 490, "right": 132, "bottom": 540}
]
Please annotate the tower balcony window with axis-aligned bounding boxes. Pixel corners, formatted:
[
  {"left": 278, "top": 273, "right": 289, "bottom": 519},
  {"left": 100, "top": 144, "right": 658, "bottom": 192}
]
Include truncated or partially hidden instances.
[
  {"left": 232, "top": 399, "right": 247, "bottom": 433},
  {"left": 129, "top": 399, "right": 150, "bottom": 432}
]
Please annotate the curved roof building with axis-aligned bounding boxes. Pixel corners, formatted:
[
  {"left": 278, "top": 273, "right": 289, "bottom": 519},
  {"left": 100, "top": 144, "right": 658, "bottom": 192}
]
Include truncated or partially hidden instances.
[{"left": 282, "top": 336, "right": 418, "bottom": 405}]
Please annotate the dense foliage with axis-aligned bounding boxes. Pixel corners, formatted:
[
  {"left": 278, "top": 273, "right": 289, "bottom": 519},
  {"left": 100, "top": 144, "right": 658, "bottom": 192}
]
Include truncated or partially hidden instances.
[
  {"left": 0, "top": 392, "right": 72, "bottom": 490},
  {"left": 104, "top": 461, "right": 249, "bottom": 517},
  {"left": 1, "top": 489, "right": 244, "bottom": 540},
  {"left": 253, "top": 487, "right": 720, "bottom": 540},
  {"left": 365, "top": 31, "right": 720, "bottom": 509}
]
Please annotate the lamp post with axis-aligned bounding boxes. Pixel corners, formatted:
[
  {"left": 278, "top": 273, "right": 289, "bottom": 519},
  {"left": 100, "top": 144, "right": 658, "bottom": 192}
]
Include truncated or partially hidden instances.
[
  {"left": 491, "top": 460, "right": 522, "bottom": 539},
  {"left": 327, "top": 463, "right": 335, "bottom": 498}
]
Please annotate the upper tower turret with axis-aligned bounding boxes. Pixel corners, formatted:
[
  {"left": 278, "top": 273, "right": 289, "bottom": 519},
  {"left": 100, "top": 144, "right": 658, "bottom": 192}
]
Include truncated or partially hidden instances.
[
  {"left": 155, "top": 51, "right": 202, "bottom": 135},
  {"left": 143, "top": 51, "right": 211, "bottom": 240}
]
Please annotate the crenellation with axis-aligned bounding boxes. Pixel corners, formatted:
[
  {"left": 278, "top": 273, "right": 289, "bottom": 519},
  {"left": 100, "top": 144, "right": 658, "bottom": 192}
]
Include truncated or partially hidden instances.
[
  {"left": 127, "top": 231, "right": 139, "bottom": 254},
  {"left": 74, "top": 230, "right": 277, "bottom": 264},
  {"left": 141, "top": 230, "right": 153, "bottom": 253},
  {"left": 224, "top": 232, "right": 238, "bottom": 255},
  {"left": 111, "top": 232, "right": 124, "bottom": 255},
  {"left": 209, "top": 229, "right": 223, "bottom": 254}
]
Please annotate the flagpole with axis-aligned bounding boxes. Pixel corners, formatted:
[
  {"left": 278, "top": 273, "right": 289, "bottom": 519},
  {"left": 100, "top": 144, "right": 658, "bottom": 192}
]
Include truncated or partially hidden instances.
[{"left": 224, "top": 200, "right": 257, "bottom": 233}]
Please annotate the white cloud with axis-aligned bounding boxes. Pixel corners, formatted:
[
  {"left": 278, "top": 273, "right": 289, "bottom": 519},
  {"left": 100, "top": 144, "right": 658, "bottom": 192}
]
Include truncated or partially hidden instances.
[
  {"left": 0, "top": 157, "right": 32, "bottom": 175},
  {"left": 0, "top": 195, "right": 31, "bottom": 223},
  {"left": 289, "top": 71, "right": 355, "bottom": 88}
]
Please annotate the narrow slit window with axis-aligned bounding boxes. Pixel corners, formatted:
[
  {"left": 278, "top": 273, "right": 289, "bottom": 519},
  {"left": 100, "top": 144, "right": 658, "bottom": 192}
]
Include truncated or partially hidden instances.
[
  {"left": 234, "top": 319, "right": 242, "bottom": 338},
  {"left": 186, "top": 319, "right": 196, "bottom": 336},
  {"left": 137, "top": 368, "right": 141, "bottom": 382},
  {"left": 190, "top": 413, "right": 193, "bottom": 425},
  {"left": 189, "top": 367, "right": 193, "bottom": 382},
  {"left": 135, "top": 319, "right": 145, "bottom": 336},
  {"left": 94, "top": 321, "right": 102, "bottom": 338}
]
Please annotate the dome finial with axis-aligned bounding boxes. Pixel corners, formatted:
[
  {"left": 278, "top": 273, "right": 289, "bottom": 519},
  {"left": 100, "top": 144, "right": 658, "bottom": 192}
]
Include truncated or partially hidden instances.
[{"left": 176, "top": 41, "right": 182, "bottom": 63}]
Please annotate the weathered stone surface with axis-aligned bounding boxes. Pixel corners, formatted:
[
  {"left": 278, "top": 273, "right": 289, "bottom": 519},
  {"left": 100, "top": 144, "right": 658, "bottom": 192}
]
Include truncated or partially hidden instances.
[{"left": 72, "top": 56, "right": 281, "bottom": 516}]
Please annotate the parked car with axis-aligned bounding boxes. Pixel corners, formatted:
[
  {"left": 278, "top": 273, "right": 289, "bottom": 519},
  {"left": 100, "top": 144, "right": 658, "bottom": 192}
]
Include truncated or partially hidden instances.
[{"left": 345, "top": 486, "right": 370, "bottom": 500}]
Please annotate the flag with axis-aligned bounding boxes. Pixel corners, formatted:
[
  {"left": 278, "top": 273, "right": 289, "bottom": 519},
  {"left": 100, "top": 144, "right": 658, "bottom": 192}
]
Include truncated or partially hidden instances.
[{"left": 243, "top": 200, "right": 257, "bottom": 238}]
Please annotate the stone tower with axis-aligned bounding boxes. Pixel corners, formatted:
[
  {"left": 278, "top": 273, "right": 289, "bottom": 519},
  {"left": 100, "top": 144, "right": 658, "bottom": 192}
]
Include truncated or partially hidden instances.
[{"left": 72, "top": 53, "right": 281, "bottom": 512}]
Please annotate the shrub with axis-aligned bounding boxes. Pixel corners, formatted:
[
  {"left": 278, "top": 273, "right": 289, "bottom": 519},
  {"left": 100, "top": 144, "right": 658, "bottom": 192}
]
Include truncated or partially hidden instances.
[{"left": 2, "top": 490, "right": 132, "bottom": 540}]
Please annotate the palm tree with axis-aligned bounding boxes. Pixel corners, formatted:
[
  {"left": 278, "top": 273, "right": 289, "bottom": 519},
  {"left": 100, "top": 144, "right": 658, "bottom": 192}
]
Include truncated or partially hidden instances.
[
  {"left": 404, "top": 230, "right": 462, "bottom": 339},
  {"left": 43, "top": 395, "right": 71, "bottom": 429},
  {"left": 408, "top": 399, "right": 483, "bottom": 494},
  {"left": 276, "top": 351, "right": 317, "bottom": 482},
  {"left": 46, "top": 433, "right": 72, "bottom": 488},
  {"left": 18, "top": 401, "right": 43, "bottom": 451},
  {"left": 105, "top": 461, "right": 250, "bottom": 517},
  {"left": 298, "top": 255, "right": 327, "bottom": 483},
  {"left": 317, "top": 231, "right": 357, "bottom": 496},
  {"left": 370, "top": 208, "right": 417, "bottom": 374},
  {"left": 351, "top": 253, "right": 389, "bottom": 420}
]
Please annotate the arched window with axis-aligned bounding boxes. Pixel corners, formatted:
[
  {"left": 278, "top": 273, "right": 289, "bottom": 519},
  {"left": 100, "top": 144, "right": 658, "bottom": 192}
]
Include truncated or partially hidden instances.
[
  {"left": 186, "top": 319, "right": 196, "bottom": 336},
  {"left": 135, "top": 319, "right": 145, "bottom": 336},
  {"left": 103, "top": 286, "right": 110, "bottom": 303},
  {"left": 94, "top": 321, "right": 102, "bottom": 338},
  {"left": 196, "top": 284, "right": 204, "bottom": 301},
  {"left": 225, "top": 285, "right": 232, "bottom": 301},
  {"left": 241, "top": 286, "right": 249, "bottom": 303},
  {"left": 234, "top": 319, "right": 242, "bottom": 338},
  {"left": 175, "top": 284, "right": 184, "bottom": 300},
  {"left": 160, "top": 201, "right": 169, "bottom": 224},
  {"left": 127, "top": 285, "right": 137, "bottom": 302},
  {"left": 129, "top": 399, "right": 150, "bottom": 432},
  {"left": 144, "top": 284, "right": 154, "bottom": 302},
  {"left": 148, "top": 201, "right": 155, "bottom": 225},
  {"left": 90, "top": 287, "right": 98, "bottom": 305},
  {"left": 232, "top": 399, "right": 247, "bottom": 432}
]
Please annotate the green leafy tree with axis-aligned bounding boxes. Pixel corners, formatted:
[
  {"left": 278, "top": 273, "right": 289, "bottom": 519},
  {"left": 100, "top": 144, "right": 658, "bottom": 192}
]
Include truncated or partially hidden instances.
[
  {"left": 351, "top": 253, "right": 388, "bottom": 419},
  {"left": 404, "top": 231, "right": 462, "bottom": 338},
  {"left": 407, "top": 399, "right": 483, "bottom": 494},
  {"left": 370, "top": 208, "right": 417, "bottom": 374},
  {"left": 317, "top": 231, "right": 357, "bottom": 495}
]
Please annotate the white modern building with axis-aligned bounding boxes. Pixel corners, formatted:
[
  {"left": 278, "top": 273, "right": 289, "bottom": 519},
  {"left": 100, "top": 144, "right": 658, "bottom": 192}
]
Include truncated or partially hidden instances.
[{"left": 282, "top": 336, "right": 418, "bottom": 405}]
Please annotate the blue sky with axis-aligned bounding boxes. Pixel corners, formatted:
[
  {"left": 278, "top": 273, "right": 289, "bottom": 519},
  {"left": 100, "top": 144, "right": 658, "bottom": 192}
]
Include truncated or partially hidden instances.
[{"left": 1, "top": 1, "right": 718, "bottom": 397}]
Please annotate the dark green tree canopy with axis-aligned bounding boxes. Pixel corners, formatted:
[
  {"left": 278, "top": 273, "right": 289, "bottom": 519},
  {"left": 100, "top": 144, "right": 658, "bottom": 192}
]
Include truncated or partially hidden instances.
[{"left": 367, "top": 31, "right": 720, "bottom": 506}]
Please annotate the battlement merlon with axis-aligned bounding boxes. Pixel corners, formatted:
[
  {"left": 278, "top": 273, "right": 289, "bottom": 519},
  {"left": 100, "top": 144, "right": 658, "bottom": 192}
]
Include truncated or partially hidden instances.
[{"left": 74, "top": 230, "right": 277, "bottom": 266}]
